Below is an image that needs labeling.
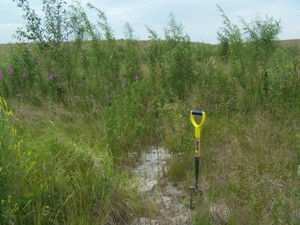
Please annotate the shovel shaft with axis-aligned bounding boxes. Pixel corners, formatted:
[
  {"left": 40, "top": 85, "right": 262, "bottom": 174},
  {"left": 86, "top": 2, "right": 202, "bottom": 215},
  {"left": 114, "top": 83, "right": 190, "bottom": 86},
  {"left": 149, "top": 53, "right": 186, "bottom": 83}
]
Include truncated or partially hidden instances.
[
  {"left": 195, "top": 157, "right": 199, "bottom": 189},
  {"left": 195, "top": 136, "right": 200, "bottom": 157},
  {"left": 194, "top": 135, "right": 200, "bottom": 189}
]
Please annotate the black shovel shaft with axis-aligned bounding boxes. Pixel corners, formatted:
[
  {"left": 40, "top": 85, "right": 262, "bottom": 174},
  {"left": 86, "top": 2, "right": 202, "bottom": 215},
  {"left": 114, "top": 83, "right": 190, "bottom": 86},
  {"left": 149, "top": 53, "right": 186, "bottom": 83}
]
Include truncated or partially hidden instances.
[{"left": 195, "top": 157, "right": 199, "bottom": 189}]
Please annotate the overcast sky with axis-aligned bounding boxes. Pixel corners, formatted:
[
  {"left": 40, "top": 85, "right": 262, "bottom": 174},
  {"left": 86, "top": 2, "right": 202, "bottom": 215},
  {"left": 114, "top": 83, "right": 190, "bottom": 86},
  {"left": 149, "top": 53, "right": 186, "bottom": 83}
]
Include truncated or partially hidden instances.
[{"left": 0, "top": 0, "right": 299, "bottom": 44}]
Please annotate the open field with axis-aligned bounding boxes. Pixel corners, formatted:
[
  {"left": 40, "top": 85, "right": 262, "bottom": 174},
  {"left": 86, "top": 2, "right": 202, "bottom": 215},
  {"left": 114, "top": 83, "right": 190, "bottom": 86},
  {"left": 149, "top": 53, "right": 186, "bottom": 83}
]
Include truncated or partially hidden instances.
[
  {"left": 1, "top": 2, "right": 299, "bottom": 224},
  {"left": 278, "top": 39, "right": 300, "bottom": 47}
]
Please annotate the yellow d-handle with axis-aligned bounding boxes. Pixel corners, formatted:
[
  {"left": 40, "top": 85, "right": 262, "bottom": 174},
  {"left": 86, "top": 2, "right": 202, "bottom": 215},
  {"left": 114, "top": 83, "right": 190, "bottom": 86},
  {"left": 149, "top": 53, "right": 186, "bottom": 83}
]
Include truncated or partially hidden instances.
[{"left": 190, "top": 110, "right": 206, "bottom": 139}]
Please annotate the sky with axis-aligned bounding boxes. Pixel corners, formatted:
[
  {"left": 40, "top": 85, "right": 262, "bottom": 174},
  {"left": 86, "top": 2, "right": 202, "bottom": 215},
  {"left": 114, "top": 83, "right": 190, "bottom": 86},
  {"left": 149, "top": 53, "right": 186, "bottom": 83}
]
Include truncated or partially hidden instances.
[{"left": 0, "top": 0, "right": 299, "bottom": 44}]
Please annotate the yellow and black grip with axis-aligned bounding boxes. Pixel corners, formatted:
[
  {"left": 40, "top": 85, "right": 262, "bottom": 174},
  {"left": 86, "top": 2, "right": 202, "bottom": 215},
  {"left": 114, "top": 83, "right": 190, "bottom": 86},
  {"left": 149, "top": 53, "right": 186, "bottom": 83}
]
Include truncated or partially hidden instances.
[{"left": 190, "top": 110, "right": 206, "bottom": 189}]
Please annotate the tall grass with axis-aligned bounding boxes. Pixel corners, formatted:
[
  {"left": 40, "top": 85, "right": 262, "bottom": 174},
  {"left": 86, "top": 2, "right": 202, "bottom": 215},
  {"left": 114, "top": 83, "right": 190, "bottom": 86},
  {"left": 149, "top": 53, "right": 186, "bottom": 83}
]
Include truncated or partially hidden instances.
[
  {"left": 1, "top": 100, "right": 140, "bottom": 225},
  {"left": 0, "top": 1, "right": 299, "bottom": 224}
]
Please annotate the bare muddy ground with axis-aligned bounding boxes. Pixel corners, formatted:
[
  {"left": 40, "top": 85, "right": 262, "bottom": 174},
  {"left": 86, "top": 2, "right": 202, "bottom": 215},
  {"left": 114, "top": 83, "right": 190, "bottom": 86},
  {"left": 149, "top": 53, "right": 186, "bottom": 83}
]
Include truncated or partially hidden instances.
[{"left": 130, "top": 147, "right": 192, "bottom": 225}]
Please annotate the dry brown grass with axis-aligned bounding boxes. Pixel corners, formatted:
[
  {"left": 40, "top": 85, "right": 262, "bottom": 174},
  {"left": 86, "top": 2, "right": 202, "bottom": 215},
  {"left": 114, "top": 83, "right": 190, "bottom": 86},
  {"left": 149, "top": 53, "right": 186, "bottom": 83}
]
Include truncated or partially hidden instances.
[{"left": 278, "top": 39, "right": 300, "bottom": 47}]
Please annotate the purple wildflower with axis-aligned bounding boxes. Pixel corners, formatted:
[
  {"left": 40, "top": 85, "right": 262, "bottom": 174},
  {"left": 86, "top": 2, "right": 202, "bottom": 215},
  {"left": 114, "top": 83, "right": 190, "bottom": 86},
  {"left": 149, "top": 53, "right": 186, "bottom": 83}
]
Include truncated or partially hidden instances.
[
  {"left": 48, "top": 72, "right": 59, "bottom": 81},
  {"left": 7, "top": 64, "right": 14, "bottom": 75},
  {"left": 48, "top": 74, "right": 54, "bottom": 81},
  {"left": 21, "top": 71, "right": 27, "bottom": 78},
  {"left": 0, "top": 70, "right": 4, "bottom": 78}
]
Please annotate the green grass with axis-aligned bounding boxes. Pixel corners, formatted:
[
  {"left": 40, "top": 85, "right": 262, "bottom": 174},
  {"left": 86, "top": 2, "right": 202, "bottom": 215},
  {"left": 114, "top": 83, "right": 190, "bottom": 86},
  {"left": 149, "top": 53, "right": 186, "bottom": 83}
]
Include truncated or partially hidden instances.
[
  {"left": 1, "top": 39, "right": 299, "bottom": 224},
  {"left": 0, "top": 100, "right": 142, "bottom": 225},
  {"left": 1, "top": 3, "right": 300, "bottom": 224},
  {"left": 166, "top": 108, "right": 300, "bottom": 224}
]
